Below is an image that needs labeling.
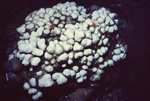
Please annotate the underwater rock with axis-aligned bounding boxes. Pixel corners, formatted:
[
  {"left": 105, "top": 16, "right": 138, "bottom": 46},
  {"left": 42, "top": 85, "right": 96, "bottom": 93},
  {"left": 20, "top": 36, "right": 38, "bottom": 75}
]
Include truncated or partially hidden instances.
[
  {"left": 7, "top": 72, "right": 21, "bottom": 83},
  {"left": 3, "top": 57, "right": 22, "bottom": 73},
  {"left": 11, "top": 58, "right": 23, "bottom": 73},
  {"left": 60, "top": 88, "right": 94, "bottom": 101}
]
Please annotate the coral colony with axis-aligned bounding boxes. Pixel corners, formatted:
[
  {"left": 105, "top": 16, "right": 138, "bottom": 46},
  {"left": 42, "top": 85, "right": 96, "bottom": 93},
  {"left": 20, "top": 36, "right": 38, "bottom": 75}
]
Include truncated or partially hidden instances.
[{"left": 8, "top": 2, "right": 127, "bottom": 100}]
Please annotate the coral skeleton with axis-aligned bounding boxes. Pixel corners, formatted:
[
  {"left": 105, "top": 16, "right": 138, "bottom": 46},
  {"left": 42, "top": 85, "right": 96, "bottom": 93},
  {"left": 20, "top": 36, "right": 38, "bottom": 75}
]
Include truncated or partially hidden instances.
[{"left": 8, "top": 2, "right": 127, "bottom": 100}]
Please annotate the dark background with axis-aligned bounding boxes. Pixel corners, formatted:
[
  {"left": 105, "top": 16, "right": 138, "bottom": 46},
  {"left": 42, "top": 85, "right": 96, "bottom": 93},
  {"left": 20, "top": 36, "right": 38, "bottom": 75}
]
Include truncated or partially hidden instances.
[{"left": 0, "top": 0, "right": 150, "bottom": 101}]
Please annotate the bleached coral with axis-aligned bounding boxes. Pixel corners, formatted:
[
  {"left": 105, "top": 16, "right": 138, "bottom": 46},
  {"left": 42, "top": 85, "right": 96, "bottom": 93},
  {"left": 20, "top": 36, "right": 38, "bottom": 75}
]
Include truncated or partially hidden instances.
[{"left": 8, "top": 2, "right": 127, "bottom": 100}]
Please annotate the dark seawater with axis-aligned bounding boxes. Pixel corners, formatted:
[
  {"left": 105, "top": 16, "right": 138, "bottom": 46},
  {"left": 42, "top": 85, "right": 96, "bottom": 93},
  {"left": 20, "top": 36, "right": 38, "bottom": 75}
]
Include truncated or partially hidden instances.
[{"left": 0, "top": 0, "right": 150, "bottom": 101}]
